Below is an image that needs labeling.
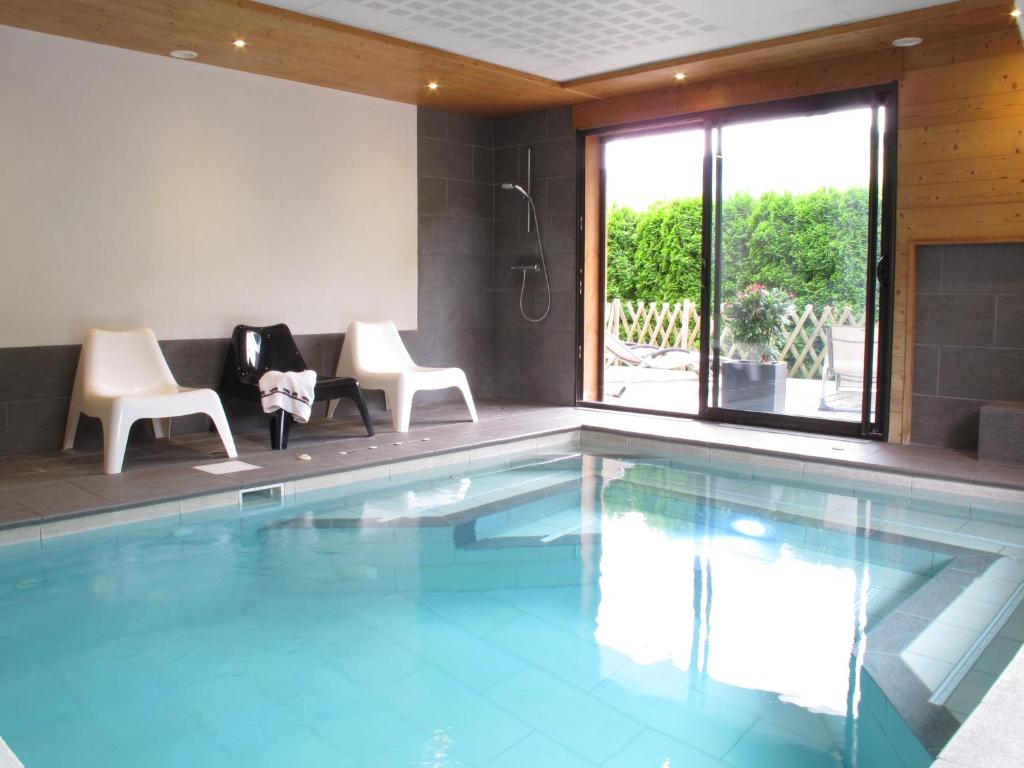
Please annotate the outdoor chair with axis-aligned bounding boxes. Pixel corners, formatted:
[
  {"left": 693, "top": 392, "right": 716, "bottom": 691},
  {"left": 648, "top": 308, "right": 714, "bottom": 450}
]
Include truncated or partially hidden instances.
[
  {"left": 219, "top": 324, "right": 374, "bottom": 449},
  {"left": 605, "top": 333, "right": 699, "bottom": 397},
  {"left": 328, "top": 321, "right": 477, "bottom": 433},
  {"left": 819, "top": 324, "right": 877, "bottom": 411},
  {"left": 63, "top": 328, "right": 237, "bottom": 474}
]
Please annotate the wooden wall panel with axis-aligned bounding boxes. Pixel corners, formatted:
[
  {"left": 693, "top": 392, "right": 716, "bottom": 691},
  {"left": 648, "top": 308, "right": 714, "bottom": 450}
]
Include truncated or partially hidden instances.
[
  {"left": 573, "top": 51, "right": 903, "bottom": 130},
  {"left": 900, "top": 27, "right": 1022, "bottom": 69},
  {"left": 898, "top": 119, "right": 1023, "bottom": 165},
  {"left": 901, "top": 153, "right": 1024, "bottom": 189},
  {"left": 892, "top": 27, "right": 1024, "bottom": 442},
  {"left": 900, "top": 90, "right": 1024, "bottom": 130},
  {"left": 899, "top": 53, "right": 1024, "bottom": 106}
]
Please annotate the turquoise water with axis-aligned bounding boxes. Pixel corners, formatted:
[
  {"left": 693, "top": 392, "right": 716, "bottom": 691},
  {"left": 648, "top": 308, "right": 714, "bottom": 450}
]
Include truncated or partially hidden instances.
[{"left": 0, "top": 454, "right": 941, "bottom": 767}]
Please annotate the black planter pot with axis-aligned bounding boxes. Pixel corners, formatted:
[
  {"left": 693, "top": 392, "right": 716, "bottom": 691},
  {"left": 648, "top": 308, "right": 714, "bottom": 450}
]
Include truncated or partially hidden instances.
[{"left": 721, "top": 360, "right": 788, "bottom": 413}]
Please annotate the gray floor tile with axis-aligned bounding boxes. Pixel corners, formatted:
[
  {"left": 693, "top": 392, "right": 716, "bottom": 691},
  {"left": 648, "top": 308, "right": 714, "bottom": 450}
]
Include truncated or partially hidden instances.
[
  {"left": 8, "top": 481, "right": 110, "bottom": 518},
  {"left": 0, "top": 499, "right": 41, "bottom": 528}
]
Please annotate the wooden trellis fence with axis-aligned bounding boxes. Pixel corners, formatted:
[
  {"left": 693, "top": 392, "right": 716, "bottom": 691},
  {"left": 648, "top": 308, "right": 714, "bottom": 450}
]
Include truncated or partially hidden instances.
[{"left": 605, "top": 298, "right": 861, "bottom": 379}]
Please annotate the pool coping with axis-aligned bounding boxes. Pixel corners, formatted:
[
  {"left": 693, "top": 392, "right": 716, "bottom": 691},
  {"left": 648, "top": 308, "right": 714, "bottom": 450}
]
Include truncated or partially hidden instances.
[
  {"left": 0, "top": 428, "right": 584, "bottom": 546},
  {"left": 3, "top": 420, "right": 1023, "bottom": 548}
]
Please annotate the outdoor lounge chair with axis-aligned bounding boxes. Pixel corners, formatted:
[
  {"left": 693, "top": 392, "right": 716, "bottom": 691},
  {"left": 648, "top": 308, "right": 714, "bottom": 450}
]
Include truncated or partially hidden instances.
[
  {"left": 605, "top": 333, "right": 699, "bottom": 398},
  {"left": 63, "top": 328, "right": 238, "bottom": 474},
  {"left": 328, "top": 321, "right": 477, "bottom": 433},
  {"left": 219, "top": 324, "right": 374, "bottom": 449},
  {"left": 819, "top": 324, "right": 876, "bottom": 411}
]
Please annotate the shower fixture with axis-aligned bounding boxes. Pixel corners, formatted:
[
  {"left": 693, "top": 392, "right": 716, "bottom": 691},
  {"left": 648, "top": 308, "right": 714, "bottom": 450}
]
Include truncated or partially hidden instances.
[{"left": 499, "top": 180, "right": 550, "bottom": 323}]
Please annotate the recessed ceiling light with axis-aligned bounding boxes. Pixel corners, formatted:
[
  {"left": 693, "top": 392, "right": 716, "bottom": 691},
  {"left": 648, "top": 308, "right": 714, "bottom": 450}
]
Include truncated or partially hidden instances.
[
  {"left": 233, "top": 39, "right": 246, "bottom": 48},
  {"left": 674, "top": 72, "right": 686, "bottom": 81},
  {"left": 1012, "top": 8, "right": 1022, "bottom": 18},
  {"left": 169, "top": 49, "right": 198, "bottom": 59},
  {"left": 892, "top": 36, "right": 923, "bottom": 47},
  {"left": 427, "top": 81, "right": 439, "bottom": 90}
]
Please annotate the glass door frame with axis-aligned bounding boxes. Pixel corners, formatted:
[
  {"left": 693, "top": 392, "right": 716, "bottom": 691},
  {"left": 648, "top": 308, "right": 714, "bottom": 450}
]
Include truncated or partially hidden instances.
[{"left": 577, "top": 83, "right": 899, "bottom": 440}]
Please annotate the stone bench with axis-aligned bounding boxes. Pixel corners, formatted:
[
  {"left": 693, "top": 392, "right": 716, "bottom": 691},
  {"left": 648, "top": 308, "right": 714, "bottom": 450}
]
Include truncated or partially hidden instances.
[{"left": 979, "top": 401, "right": 1024, "bottom": 463}]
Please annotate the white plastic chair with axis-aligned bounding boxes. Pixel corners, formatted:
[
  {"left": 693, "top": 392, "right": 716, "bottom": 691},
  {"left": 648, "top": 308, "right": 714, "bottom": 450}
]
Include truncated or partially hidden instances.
[
  {"left": 328, "top": 321, "right": 477, "bottom": 433},
  {"left": 63, "top": 328, "right": 238, "bottom": 474},
  {"left": 819, "top": 324, "right": 878, "bottom": 411}
]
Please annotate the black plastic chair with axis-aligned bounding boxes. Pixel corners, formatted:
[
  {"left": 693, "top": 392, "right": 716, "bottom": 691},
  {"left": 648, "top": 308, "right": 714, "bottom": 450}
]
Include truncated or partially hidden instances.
[{"left": 219, "top": 324, "right": 374, "bottom": 449}]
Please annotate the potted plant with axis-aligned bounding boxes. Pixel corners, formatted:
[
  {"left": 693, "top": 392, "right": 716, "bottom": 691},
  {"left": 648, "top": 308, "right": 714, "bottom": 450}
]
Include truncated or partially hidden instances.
[{"left": 721, "top": 283, "right": 793, "bottom": 412}]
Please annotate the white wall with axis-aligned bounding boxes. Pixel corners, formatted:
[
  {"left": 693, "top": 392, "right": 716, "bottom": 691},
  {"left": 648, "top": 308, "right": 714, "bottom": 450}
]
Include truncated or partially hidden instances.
[{"left": 0, "top": 25, "right": 418, "bottom": 348}]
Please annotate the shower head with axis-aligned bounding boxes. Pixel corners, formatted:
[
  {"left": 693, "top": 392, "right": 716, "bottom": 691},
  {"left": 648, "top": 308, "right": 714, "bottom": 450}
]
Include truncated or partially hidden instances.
[{"left": 500, "top": 182, "right": 530, "bottom": 199}]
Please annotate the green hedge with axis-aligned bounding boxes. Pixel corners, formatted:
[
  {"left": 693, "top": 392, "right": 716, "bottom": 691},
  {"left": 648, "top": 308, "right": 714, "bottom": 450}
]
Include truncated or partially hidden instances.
[{"left": 607, "top": 187, "right": 870, "bottom": 315}]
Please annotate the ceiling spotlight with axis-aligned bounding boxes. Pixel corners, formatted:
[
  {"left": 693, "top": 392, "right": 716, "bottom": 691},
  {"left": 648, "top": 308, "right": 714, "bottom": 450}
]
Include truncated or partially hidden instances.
[
  {"left": 674, "top": 72, "right": 686, "bottom": 81},
  {"left": 427, "top": 81, "right": 439, "bottom": 90},
  {"left": 1012, "top": 8, "right": 1022, "bottom": 18},
  {"left": 891, "top": 36, "right": 923, "bottom": 47},
  {"left": 233, "top": 39, "right": 246, "bottom": 48},
  {"left": 169, "top": 49, "right": 198, "bottom": 60}
]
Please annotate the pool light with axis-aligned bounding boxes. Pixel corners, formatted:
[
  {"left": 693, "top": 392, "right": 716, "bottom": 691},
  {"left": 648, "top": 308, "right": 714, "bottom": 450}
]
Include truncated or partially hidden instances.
[{"left": 731, "top": 518, "right": 770, "bottom": 538}]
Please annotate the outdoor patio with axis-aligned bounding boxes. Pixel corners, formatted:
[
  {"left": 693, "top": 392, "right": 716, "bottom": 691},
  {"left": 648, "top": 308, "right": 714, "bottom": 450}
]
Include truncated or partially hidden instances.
[
  {"left": 603, "top": 366, "right": 867, "bottom": 421},
  {"left": 601, "top": 298, "right": 873, "bottom": 421}
]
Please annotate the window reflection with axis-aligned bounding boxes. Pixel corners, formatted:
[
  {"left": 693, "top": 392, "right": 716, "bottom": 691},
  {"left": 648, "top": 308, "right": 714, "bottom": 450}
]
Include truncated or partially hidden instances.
[{"left": 594, "top": 508, "right": 865, "bottom": 715}]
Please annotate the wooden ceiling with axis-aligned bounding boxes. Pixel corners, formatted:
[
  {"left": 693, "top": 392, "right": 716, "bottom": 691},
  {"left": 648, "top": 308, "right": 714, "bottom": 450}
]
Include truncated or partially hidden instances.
[{"left": 0, "top": 0, "right": 1015, "bottom": 117}]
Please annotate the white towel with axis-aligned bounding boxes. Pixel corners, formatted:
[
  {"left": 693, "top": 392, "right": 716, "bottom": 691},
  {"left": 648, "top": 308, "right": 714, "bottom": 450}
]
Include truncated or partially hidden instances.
[{"left": 258, "top": 370, "right": 317, "bottom": 424}]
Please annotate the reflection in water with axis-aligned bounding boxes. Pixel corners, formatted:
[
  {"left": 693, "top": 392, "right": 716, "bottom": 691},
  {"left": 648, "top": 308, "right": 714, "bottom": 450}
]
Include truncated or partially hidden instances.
[{"left": 595, "top": 506, "right": 867, "bottom": 716}]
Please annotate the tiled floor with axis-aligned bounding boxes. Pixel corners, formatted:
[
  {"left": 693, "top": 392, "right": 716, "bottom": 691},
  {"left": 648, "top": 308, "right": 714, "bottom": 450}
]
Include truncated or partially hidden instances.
[
  {"left": 1, "top": 399, "right": 1023, "bottom": 535},
  {"left": 0, "top": 401, "right": 578, "bottom": 530}
]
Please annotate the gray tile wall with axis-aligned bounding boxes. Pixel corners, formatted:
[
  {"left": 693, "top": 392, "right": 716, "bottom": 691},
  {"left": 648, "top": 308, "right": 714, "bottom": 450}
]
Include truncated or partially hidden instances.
[
  {"left": 912, "top": 243, "right": 1024, "bottom": 450},
  {"left": 0, "top": 334, "right": 354, "bottom": 455},
  {"left": 0, "top": 106, "right": 579, "bottom": 456},
  {"left": 493, "top": 107, "right": 578, "bottom": 405},
  {"left": 412, "top": 108, "right": 497, "bottom": 401}
]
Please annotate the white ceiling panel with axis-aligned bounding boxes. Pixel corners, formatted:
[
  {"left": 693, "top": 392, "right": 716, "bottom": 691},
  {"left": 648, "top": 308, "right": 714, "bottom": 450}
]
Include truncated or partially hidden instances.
[
  {"left": 306, "top": 0, "right": 419, "bottom": 34},
  {"left": 257, "top": 0, "right": 960, "bottom": 79},
  {"left": 674, "top": 0, "right": 838, "bottom": 29},
  {"left": 732, "top": 6, "right": 853, "bottom": 40}
]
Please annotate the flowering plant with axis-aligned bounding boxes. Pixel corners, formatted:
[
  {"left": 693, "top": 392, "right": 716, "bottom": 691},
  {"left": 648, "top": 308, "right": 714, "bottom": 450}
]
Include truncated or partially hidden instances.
[{"left": 723, "top": 283, "right": 794, "bottom": 363}]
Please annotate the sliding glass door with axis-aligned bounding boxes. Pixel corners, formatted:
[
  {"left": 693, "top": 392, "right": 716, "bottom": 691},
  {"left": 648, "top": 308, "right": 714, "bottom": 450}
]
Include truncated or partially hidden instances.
[
  {"left": 706, "top": 98, "right": 891, "bottom": 436},
  {"left": 581, "top": 85, "right": 896, "bottom": 438}
]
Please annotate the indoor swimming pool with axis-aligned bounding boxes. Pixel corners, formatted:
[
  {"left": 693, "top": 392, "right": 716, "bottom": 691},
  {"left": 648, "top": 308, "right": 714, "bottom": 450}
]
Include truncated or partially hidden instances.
[{"left": 1, "top": 449, "right": 1022, "bottom": 767}]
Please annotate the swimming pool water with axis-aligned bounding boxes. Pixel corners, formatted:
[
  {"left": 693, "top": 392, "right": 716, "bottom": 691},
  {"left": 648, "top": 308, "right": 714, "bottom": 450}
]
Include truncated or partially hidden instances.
[{"left": 0, "top": 451, "right": 1008, "bottom": 767}]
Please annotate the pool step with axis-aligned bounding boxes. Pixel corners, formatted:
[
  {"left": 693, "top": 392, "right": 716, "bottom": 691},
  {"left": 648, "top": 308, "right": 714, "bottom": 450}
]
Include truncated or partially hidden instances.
[{"left": 263, "top": 469, "right": 584, "bottom": 531}]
